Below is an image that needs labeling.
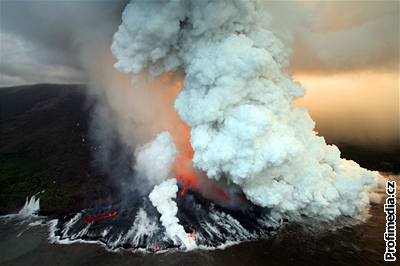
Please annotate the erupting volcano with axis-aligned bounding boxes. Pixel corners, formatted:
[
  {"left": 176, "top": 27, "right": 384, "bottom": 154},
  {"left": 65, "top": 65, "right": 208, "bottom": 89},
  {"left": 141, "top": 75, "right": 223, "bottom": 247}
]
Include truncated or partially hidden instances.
[{"left": 51, "top": 0, "right": 383, "bottom": 252}]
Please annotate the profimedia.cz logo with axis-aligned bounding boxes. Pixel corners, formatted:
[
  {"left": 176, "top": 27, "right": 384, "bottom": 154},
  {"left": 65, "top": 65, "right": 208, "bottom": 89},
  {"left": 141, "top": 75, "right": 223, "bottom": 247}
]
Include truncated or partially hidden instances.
[{"left": 384, "top": 180, "right": 397, "bottom": 262}]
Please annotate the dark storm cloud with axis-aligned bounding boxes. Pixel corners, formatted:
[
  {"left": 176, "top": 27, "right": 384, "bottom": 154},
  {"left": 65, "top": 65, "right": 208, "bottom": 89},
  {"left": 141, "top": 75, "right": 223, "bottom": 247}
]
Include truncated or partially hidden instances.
[{"left": 0, "top": 0, "right": 127, "bottom": 86}]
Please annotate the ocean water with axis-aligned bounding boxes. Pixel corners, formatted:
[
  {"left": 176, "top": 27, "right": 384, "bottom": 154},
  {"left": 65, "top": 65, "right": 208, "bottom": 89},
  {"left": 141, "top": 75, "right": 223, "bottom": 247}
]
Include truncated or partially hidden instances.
[{"left": 0, "top": 176, "right": 397, "bottom": 266}]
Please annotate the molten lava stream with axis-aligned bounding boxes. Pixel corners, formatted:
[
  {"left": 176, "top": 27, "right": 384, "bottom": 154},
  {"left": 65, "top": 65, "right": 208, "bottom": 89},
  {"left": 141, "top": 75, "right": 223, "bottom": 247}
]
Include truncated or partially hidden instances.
[
  {"left": 173, "top": 125, "right": 199, "bottom": 197},
  {"left": 155, "top": 73, "right": 201, "bottom": 197}
]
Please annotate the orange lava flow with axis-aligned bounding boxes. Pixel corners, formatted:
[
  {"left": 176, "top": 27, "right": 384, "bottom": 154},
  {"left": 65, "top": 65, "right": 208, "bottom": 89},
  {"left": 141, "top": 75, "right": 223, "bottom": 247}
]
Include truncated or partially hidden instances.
[
  {"left": 155, "top": 73, "right": 200, "bottom": 195},
  {"left": 187, "top": 230, "right": 196, "bottom": 244},
  {"left": 173, "top": 124, "right": 200, "bottom": 196},
  {"left": 157, "top": 74, "right": 234, "bottom": 203},
  {"left": 212, "top": 188, "right": 231, "bottom": 204}
]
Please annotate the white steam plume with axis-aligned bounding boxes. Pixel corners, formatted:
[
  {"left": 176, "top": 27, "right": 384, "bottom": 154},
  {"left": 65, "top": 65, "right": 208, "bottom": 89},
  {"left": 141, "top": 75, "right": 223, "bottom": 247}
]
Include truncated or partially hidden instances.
[
  {"left": 112, "top": 0, "right": 382, "bottom": 221},
  {"left": 135, "top": 131, "right": 177, "bottom": 187},
  {"left": 149, "top": 178, "right": 196, "bottom": 250},
  {"left": 2, "top": 195, "right": 40, "bottom": 220},
  {"left": 138, "top": 132, "right": 195, "bottom": 249}
]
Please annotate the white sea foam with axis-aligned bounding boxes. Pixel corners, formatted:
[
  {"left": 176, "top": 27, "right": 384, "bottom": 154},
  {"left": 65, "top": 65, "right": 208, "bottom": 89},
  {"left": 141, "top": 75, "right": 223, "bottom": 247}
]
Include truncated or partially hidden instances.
[{"left": 1, "top": 195, "right": 41, "bottom": 221}]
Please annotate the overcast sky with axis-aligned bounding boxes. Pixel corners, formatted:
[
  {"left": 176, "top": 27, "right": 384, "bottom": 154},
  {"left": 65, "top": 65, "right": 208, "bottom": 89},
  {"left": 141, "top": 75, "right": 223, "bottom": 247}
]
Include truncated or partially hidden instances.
[
  {"left": 266, "top": 0, "right": 399, "bottom": 75},
  {"left": 0, "top": 0, "right": 127, "bottom": 86},
  {"left": 0, "top": 0, "right": 398, "bottom": 86}
]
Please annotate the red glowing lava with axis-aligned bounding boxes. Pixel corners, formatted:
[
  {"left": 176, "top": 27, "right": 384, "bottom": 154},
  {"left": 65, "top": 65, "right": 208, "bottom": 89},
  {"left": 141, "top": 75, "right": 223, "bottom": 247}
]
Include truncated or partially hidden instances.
[
  {"left": 151, "top": 244, "right": 160, "bottom": 253},
  {"left": 212, "top": 188, "right": 231, "bottom": 204},
  {"left": 83, "top": 211, "right": 118, "bottom": 225},
  {"left": 152, "top": 73, "right": 235, "bottom": 205},
  {"left": 177, "top": 175, "right": 192, "bottom": 197},
  {"left": 173, "top": 123, "right": 200, "bottom": 197},
  {"left": 148, "top": 73, "right": 200, "bottom": 195},
  {"left": 187, "top": 230, "right": 196, "bottom": 244}
]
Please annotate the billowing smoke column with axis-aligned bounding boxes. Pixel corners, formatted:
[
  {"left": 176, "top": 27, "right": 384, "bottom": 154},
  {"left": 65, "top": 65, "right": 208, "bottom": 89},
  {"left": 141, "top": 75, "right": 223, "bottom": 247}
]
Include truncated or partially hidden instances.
[
  {"left": 137, "top": 132, "right": 196, "bottom": 249},
  {"left": 149, "top": 178, "right": 196, "bottom": 250},
  {"left": 112, "top": 0, "right": 381, "bottom": 221},
  {"left": 135, "top": 132, "right": 177, "bottom": 187}
]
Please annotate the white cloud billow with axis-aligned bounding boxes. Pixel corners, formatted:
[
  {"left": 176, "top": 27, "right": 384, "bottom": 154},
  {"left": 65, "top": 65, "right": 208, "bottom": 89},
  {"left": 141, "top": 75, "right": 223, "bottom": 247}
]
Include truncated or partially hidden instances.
[{"left": 113, "top": 0, "right": 382, "bottom": 221}]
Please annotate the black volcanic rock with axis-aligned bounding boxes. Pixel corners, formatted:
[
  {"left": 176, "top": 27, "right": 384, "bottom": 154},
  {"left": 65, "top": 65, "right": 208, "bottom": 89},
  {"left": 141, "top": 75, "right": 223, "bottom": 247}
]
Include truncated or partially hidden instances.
[{"left": 0, "top": 84, "right": 114, "bottom": 215}]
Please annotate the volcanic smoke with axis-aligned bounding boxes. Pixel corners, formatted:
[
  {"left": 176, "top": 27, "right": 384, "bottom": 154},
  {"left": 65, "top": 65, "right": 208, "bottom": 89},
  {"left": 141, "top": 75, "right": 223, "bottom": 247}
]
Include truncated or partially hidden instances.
[{"left": 106, "top": 0, "right": 383, "bottom": 249}]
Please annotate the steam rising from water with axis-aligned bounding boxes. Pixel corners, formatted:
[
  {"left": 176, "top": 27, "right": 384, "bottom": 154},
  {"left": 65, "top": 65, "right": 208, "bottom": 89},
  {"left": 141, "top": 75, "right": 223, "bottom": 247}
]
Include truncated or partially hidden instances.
[
  {"left": 112, "top": 0, "right": 382, "bottom": 221},
  {"left": 149, "top": 178, "right": 196, "bottom": 250},
  {"left": 1, "top": 195, "right": 40, "bottom": 221},
  {"left": 17, "top": 196, "right": 40, "bottom": 218}
]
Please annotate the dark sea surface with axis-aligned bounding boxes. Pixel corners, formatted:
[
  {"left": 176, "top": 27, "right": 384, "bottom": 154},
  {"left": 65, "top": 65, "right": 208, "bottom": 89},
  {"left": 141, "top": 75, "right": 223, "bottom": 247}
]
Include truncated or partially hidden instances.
[{"left": 0, "top": 182, "right": 396, "bottom": 266}]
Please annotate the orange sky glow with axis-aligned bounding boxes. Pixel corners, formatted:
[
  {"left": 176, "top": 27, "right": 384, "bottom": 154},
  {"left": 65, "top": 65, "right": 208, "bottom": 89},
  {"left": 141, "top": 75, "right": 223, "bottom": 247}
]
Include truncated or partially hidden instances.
[{"left": 293, "top": 71, "right": 399, "bottom": 147}]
